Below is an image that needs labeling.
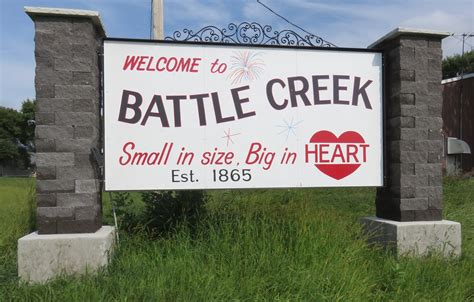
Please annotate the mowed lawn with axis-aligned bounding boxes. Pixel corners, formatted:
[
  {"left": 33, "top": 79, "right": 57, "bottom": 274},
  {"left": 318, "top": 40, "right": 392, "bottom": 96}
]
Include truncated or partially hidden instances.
[{"left": 0, "top": 177, "right": 473, "bottom": 301}]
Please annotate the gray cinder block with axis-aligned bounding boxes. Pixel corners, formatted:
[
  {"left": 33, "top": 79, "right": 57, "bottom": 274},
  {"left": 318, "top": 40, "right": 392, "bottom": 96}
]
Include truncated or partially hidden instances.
[
  {"left": 27, "top": 6, "right": 104, "bottom": 234},
  {"left": 371, "top": 28, "right": 449, "bottom": 222}
]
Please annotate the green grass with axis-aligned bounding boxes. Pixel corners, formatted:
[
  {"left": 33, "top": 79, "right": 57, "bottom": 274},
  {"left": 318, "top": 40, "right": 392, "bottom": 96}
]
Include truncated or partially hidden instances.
[
  {"left": 0, "top": 177, "right": 473, "bottom": 301},
  {"left": 0, "top": 178, "right": 35, "bottom": 285}
]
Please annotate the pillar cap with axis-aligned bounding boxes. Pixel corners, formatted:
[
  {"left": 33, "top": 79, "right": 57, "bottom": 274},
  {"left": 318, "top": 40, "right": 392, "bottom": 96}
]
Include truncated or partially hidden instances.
[
  {"left": 369, "top": 27, "right": 450, "bottom": 48},
  {"left": 24, "top": 6, "right": 106, "bottom": 36}
]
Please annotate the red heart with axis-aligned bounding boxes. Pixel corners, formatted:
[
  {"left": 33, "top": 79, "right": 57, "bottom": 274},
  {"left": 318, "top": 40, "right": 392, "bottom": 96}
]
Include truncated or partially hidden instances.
[{"left": 309, "top": 130, "right": 366, "bottom": 180}]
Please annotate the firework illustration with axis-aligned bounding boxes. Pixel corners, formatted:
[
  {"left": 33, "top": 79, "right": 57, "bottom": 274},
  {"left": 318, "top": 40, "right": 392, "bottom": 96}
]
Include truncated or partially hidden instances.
[
  {"left": 276, "top": 117, "right": 303, "bottom": 141},
  {"left": 227, "top": 51, "right": 265, "bottom": 84},
  {"left": 221, "top": 128, "right": 241, "bottom": 147}
]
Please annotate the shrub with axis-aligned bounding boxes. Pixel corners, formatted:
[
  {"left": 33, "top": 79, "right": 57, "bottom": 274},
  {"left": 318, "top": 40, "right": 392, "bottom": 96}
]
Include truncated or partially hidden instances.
[
  {"left": 109, "top": 191, "right": 139, "bottom": 232},
  {"left": 141, "top": 190, "right": 206, "bottom": 237}
]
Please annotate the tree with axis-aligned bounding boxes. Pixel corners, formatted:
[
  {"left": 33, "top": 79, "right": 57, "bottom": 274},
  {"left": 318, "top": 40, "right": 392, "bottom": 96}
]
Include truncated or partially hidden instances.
[
  {"left": 442, "top": 50, "right": 474, "bottom": 79},
  {"left": 19, "top": 99, "right": 36, "bottom": 145},
  {"left": 0, "top": 139, "right": 21, "bottom": 167},
  {"left": 0, "top": 107, "right": 22, "bottom": 140},
  {"left": 0, "top": 99, "right": 36, "bottom": 168},
  {"left": 0, "top": 107, "right": 24, "bottom": 167}
]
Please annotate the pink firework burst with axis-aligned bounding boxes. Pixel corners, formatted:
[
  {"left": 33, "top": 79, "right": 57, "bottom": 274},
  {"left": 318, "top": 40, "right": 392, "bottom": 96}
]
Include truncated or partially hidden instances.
[{"left": 227, "top": 51, "right": 265, "bottom": 84}]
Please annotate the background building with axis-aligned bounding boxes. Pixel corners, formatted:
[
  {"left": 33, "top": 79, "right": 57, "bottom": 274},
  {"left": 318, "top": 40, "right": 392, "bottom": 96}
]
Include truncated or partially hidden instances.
[{"left": 442, "top": 73, "right": 474, "bottom": 174}]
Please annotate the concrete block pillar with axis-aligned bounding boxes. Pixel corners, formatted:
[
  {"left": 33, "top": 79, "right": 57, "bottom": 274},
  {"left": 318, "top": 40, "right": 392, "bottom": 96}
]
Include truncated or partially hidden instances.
[
  {"left": 362, "top": 28, "right": 461, "bottom": 257},
  {"left": 19, "top": 7, "right": 115, "bottom": 284},
  {"left": 372, "top": 28, "right": 449, "bottom": 221},
  {"left": 26, "top": 7, "right": 105, "bottom": 234}
]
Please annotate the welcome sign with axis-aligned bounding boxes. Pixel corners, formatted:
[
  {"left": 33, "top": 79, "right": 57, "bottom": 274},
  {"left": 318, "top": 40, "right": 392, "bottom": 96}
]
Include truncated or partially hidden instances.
[{"left": 103, "top": 39, "right": 383, "bottom": 191}]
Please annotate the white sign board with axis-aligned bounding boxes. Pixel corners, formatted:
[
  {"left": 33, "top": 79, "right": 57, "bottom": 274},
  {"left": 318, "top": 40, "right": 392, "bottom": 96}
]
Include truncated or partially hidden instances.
[{"left": 104, "top": 39, "right": 383, "bottom": 191}]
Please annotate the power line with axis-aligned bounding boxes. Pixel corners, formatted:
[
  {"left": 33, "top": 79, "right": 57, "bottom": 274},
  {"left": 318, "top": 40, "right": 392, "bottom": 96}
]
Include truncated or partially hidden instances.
[
  {"left": 451, "top": 36, "right": 473, "bottom": 49},
  {"left": 448, "top": 33, "right": 474, "bottom": 53},
  {"left": 256, "top": 0, "right": 334, "bottom": 45},
  {"left": 451, "top": 32, "right": 473, "bottom": 37}
]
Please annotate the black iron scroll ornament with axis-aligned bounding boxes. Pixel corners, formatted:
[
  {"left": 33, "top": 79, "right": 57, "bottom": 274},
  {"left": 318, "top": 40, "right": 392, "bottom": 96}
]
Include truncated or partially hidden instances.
[{"left": 165, "top": 22, "right": 336, "bottom": 47}]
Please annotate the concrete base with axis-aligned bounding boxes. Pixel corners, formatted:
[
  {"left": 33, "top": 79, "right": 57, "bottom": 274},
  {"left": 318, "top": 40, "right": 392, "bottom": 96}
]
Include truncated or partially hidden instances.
[
  {"left": 361, "top": 217, "right": 461, "bottom": 258},
  {"left": 18, "top": 226, "right": 115, "bottom": 283}
]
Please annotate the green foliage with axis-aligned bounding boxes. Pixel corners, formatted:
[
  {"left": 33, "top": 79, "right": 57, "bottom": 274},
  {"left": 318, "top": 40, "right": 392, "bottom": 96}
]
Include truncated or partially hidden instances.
[
  {"left": 0, "top": 107, "right": 25, "bottom": 168},
  {"left": 442, "top": 50, "right": 474, "bottom": 79},
  {"left": 1, "top": 178, "right": 473, "bottom": 300},
  {"left": 20, "top": 100, "right": 35, "bottom": 122},
  {"left": 0, "top": 139, "right": 21, "bottom": 166},
  {"left": 19, "top": 99, "right": 36, "bottom": 144},
  {"left": 109, "top": 191, "right": 140, "bottom": 232},
  {"left": 106, "top": 190, "right": 206, "bottom": 236},
  {"left": 0, "top": 100, "right": 36, "bottom": 168},
  {"left": 0, "top": 107, "right": 22, "bottom": 140},
  {"left": 141, "top": 190, "right": 206, "bottom": 237}
]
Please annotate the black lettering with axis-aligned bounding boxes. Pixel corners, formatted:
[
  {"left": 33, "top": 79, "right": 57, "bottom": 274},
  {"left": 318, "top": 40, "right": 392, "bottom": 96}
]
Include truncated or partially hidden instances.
[
  {"left": 189, "top": 93, "right": 209, "bottom": 126},
  {"left": 118, "top": 90, "right": 142, "bottom": 124},
  {"left": 266, "top": 78, "right": 287, "bottom": 110},
  {"left": 211, "top": 92, "right": 235, "bottom": 124},
  {"left": 288, "top": 76, "right": 310, "bottom": 107},
  {"left": 141, "top": 95, "right": 170, "bottom": 127},
  {"left": 166, "top": 95, "right": 187, "bottom": 127},
  {"left": 333, "top": 75, "right": 350, "bottom": 105},
  {"left": 312, "top": 75, "right": 330, "bottom": 105},
  {"left": 231, "top": 85, "right": 255, "bottom": 119},
  {"left": 171, "top": 169, "right": 180, "bottom": 182},
  {"left": 352, "top": 77, "right": 373, "bottom": 109}
]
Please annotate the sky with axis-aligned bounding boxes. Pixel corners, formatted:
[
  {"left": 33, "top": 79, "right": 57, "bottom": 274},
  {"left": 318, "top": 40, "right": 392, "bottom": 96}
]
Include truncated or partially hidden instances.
[{"left": 0, "top": 0, "right": 473, "bottom": 110}]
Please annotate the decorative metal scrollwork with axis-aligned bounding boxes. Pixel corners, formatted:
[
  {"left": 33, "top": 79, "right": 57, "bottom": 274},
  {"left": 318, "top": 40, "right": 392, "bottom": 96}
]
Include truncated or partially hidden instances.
[{"left": 165, "top": 22, "right": 336, "bottom": 47}]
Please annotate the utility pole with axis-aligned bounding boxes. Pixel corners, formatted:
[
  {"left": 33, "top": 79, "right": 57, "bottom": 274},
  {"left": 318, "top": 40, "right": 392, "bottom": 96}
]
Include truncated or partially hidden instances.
[
  {"left": 152, "top": 0, "right": 164, "bottom": 40},
  {"left": 460, "top": 33, "right": 465, "bottom": 142}
]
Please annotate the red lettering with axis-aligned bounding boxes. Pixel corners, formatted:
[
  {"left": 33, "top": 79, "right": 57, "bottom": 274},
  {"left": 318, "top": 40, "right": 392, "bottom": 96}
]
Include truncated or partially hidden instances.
[
  {"left": 122, "top": 56, "right": 140, "bottom": 70},
  {"left": 305, "top": 143, "right": 370, "bottom": 164},
  {"left": 201, "top": 152, "right": 211, "bottom": 165},
  {"left": 318, "top": 144, "right": 330, "bottom": 163},
  {"left": 360, "top": 144, "right": 369, "bottom": 162},
  {"left": 119, "top": 141, "right": 134, "bottom": 165},
  {"left": 331, "top": 144, "right": 345, "bottom": 163},
  {"left": 190, "top": 58, "right": 201, "bottom": 72},
  {"left": 224, "top": 152, "right": 234, "bottom": 164},
  {"left": 166, "top": 57, "right": 178, "bottom": 71},
  {"left": 132, "top": 151, "right": 148, "bottom": 165},
  {"left": 201, "top": 148, "right": 235, "bottom": 165},
  {"left": 346, "top": 144, "right": 358, "bottom": 163},
  {"left": 146, "top": 152, "right": 159, "bottom": 164},
  {"left": 123, "top": 56, "right": 202, "bottom": 73},
  {"left": 136, "top": 56, "right": 148, "bottom": 71},
  {"left": 305, "top": 144, "right": 317, "bottom": 163},
  {"left": 146, "top": 57, "right": 155, "bottom": 71},
  {"left": 245, "top": 142, "right": 262, "bottom": 165},
  {"left": 177, "top": 58, "right": 191, "bottom": 72},
  {"left": 156, "top": 57, "right": 166, "bottom": 71},
  {"left": 119, "top": 142, "right": 173, "bottom": 166},
  {"left": 244, "top": 143, "right": 275, "bottom": 170},
  {"left": 201, "top": 148, "right": 234, "bottom": 165}
]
